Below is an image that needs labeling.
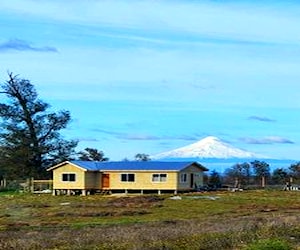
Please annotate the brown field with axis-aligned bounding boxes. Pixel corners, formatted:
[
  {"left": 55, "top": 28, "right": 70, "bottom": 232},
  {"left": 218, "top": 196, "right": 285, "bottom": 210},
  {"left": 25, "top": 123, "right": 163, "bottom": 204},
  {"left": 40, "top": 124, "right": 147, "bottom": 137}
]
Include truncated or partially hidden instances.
[{"left": 0, "top": 190, "right": 300, "bottom": 249}]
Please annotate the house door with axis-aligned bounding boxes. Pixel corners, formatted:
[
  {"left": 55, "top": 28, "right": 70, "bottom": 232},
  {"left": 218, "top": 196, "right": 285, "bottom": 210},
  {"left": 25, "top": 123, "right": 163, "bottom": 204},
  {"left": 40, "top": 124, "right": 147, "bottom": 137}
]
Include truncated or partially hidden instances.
[
  {"left": 190, "top": 173, "right": 194, "bottom": 188},
  {"left": 102, "top": 174, "right": 110, "bottom": 188}
]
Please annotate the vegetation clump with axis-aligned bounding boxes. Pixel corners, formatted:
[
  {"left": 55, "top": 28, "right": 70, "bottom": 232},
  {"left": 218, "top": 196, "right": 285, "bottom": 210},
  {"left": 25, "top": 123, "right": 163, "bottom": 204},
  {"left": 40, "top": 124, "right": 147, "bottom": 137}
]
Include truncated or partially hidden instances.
[{"left": 244, "top": 239, "right": 292, "bottom": 250}]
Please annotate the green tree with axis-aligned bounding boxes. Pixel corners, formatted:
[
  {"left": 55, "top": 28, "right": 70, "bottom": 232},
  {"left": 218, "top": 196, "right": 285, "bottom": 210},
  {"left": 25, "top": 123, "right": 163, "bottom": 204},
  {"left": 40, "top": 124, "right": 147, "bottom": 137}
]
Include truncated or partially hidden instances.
[
  {"left": 288, "top": 162, "right": 300, "bottom": 184},
  {"left": 77, "top": 148, "right": 108, "bottom": 161},
  {"left": 224, "top": 164, "right": 242, "bottom": 188},
  {"left": 0, "top": 73, "right": 77, "bottom": 179},
  {"left": 224, "top": 162, "right": 251, "bottom": 188},
  {"left": 208, "top": 170, "right": 222, "bottom": 188},
  {"left": 240, "top": 162, "right": 251, "bottom": 185},
  {"left": 272, "top": 168, "right": 288, "bottom": 185},
  {"left": 134, "top": 153, "right": 151, "bottom": 161},
  {"left": 251, "top": 160, "right": 270, "bottom": 187}
]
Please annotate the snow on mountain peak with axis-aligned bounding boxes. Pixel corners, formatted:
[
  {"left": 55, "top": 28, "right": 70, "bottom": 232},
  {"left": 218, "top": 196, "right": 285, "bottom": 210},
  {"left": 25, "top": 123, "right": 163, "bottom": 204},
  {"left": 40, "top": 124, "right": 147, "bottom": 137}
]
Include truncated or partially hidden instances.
[
  {"left": 199, "top": 136, "right": 221, "bottom": 143},
  {"left": 153, "top": 136, "right": 264, "bottom": 159}
]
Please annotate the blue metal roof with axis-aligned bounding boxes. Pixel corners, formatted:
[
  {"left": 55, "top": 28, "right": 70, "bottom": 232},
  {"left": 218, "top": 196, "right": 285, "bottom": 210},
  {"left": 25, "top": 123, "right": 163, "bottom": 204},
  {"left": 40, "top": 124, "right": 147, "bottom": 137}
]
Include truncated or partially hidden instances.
[{"left": 69, "top": 160, "right": 207, "bottom": 171}]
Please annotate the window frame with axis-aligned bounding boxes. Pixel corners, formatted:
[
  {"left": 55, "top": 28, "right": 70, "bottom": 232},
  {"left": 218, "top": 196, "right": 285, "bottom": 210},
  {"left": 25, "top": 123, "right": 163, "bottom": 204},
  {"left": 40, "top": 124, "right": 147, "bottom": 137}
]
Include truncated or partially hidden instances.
[
  {"left": 62, "top": 173, "right": 76, "bottom": 182},
  {"left": 120, "top": 173, "right": 135, "bottom": 182},
  {"left": 180, "top": 173, "right": 188, "bottom": 183},
  {"left": 152, "top": 173, "right": 167, "bottom": 182}
]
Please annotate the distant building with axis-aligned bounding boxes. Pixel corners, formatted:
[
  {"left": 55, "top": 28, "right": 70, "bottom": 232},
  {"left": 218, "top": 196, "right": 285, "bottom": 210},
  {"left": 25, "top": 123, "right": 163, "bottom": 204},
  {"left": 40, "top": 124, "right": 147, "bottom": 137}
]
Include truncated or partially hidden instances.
[{"left": 47, "top": 160, "right": 208, "bottom": 195}]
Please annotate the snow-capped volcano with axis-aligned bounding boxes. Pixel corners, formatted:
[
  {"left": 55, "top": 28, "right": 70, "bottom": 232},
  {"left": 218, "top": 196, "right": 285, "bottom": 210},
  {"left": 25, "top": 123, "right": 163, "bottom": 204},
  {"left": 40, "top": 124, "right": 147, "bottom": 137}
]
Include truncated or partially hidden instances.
[{"left": 153, "top": 136, "right": 265, "bottom": 159}]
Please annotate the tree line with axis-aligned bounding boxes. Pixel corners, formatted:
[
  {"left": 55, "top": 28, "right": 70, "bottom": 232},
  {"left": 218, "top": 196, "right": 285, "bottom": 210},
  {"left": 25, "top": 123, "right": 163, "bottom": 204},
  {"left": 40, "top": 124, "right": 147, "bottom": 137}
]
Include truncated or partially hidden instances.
[
  {"left": 0, "top": 73, "right": 150, "bottom": 180},
  {"left": 207, "top": 160, "right": 300, "bottom": 189}
]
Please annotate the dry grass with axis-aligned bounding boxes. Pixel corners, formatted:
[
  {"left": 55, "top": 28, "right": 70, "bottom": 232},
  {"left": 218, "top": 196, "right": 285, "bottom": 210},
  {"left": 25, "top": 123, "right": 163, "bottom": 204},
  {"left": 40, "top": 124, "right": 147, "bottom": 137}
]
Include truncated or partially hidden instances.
[{"left": 1, "top": 190, "right": 300, "bottom": 249}]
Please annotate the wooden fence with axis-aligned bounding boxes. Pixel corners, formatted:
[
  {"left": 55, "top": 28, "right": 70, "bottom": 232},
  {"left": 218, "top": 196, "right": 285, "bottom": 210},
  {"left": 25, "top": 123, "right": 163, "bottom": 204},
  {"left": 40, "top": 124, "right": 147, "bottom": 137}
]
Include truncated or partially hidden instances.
[{"left": 0, "top": 178, "right": 53, "bottom": 193}]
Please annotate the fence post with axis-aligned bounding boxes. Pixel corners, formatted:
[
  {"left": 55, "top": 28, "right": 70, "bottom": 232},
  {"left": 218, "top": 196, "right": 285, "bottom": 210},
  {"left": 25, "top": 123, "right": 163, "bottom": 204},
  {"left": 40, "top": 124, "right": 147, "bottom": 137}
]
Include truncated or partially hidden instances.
[
  {"left": 25, "top": 178, "right": 29, "bottom": 192},
  {"left": 261, "top": 176, "right": 266, "bottom": 188},
  {"left": 1, "top": 178, "right": 7, "bottom": 188},
  {"left": 31, "top": 177, "right": 34, "bottom": 193}
]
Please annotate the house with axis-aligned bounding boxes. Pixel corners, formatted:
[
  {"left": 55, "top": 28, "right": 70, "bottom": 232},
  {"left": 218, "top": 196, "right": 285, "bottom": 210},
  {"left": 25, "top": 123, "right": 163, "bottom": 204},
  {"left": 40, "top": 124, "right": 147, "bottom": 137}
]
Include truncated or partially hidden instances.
[{"left": 47, "top": 160, "right": 208, "bottom": 195}]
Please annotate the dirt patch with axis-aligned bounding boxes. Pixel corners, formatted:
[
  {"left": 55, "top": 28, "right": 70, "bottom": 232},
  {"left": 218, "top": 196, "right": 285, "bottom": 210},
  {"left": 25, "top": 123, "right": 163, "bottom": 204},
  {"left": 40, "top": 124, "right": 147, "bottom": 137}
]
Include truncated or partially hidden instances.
[
  {"left": 237, "top": 203, "right": 300, "bottom": 214},
  {"left": 259, "top": 208, "right": 278, "bottom": 212},
  {"left": 53, "top": 209, "right": 150, "bottom": 218},
  {"left": 107, "top": 195, "right": 164, "bottom": 208},
  {"left": 117, "top": 210, "right": 150, "bottom": 216},
  {"left": 6, "top": 222, "right": 30, "bottom": 230}
]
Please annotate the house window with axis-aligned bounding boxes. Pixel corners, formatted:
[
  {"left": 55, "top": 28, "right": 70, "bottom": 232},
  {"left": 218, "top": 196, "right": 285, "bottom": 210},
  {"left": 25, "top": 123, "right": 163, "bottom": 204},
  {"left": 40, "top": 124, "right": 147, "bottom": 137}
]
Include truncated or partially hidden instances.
[
  {"left": 180, "top": 173, "right": 187, "bottom": 183},
  {"left": 121, "top": 173, "right": 135, "bottom": 182},
  {"left": 62, "top": 173, "right": 76, "bottom": 182},
  {"left": 152, "top": 173, "right": 167, "bottom": 182}
]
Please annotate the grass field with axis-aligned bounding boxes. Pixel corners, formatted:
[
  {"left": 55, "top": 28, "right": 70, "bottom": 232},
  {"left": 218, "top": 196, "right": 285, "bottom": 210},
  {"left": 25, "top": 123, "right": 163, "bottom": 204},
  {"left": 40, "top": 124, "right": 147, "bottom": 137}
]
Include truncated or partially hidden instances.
[{"left": 0, "top": 190, "right": 300, "bottom": 249}]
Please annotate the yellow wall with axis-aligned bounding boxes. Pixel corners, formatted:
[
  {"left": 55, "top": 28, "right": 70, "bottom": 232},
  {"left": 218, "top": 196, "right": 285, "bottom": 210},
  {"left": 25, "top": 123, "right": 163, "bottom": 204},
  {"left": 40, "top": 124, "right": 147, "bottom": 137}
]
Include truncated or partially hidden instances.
[
  {"left": 52, "top": 162, "right": 206, "bottom": 191},
  {"left": 53, "top": 163, "right": 86, "bottom": 189},
  {"left": 105, "top": 171, "right": 178, "bottom": 190}
]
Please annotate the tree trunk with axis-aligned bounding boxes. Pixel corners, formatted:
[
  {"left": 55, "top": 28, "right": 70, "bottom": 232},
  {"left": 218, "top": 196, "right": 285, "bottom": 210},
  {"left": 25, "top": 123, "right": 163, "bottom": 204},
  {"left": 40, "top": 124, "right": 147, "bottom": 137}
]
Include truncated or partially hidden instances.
[{"left": 261, "top": 176, "right": 265, "bottom": 188}]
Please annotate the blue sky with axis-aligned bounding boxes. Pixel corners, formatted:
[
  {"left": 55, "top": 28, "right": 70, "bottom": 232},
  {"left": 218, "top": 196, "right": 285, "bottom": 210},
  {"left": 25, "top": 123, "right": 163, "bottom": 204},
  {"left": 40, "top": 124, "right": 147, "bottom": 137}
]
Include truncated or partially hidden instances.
[{"left": 0, "top": 0, "right": 300, "bottom": 160}]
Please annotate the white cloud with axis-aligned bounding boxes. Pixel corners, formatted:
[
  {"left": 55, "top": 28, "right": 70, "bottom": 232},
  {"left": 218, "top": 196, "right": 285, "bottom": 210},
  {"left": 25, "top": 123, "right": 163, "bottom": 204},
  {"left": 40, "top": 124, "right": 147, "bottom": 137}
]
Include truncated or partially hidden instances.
[
  {"left": 248, "top": 116, "right": 276, "bottom": 122},
  {"left": 241, "top": 136, "right": 294, "bottom": 145},
  {"left": 2, "top": 0, "right": 300, "bottom": 44},
  {"left": 0, "top": 39, "right": 58, "bottom": 52}
]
